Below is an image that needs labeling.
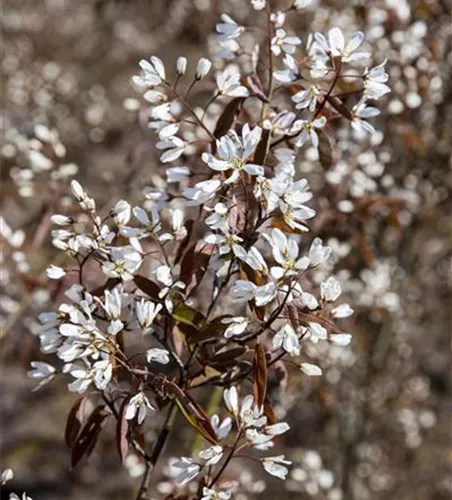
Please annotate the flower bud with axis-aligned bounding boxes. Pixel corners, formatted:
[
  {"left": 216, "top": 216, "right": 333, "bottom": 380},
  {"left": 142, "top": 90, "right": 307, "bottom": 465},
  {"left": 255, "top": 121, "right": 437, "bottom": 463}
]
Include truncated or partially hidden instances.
[
  {"left": 195, "top": 58, "right": 212, "bottom": 80},
  {"left": 176, "top": 56, "right": 187, "bottom": 75},
  {"left": 50, "top": 214, "right": 74, "bottom": 226}
]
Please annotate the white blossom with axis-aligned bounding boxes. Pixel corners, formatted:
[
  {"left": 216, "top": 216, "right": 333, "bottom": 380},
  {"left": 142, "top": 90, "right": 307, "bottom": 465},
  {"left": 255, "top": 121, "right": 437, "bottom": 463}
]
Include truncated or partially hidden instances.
[
  {"left": 262, "top": 455, "right": 292, "bottom": 480},
  {"left": 146, "top": 348, "right": 170, "bottom": 364},
  {"left": 125, "top": 392, "right": 154, "bottom": 424},
  {"left": 273, "top": 324, "right": 300, "bottom": 356},
  {"left": 300, "top": 362, "right": 323, "bottom": 376}
]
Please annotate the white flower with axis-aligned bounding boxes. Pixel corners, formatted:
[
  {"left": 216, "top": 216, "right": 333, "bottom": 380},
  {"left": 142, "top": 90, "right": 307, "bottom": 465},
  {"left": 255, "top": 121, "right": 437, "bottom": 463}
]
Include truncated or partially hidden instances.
[
  {"left": 231, "top": 280, "right": 276, "bottom": 306},
  {"left": 222, "top": 316, "right": 249, "bottom": 338},
  {"left": 176, "top": 56, "right": 187, "bottom": 75},
  {"left": 166, "top": 166, "right": 190, "bottom": 183},
  {"left": 199, "top": 445, "right": 224, "bottom": 466},
  {"left": 183, "top": 179, "right": 221, "bottom": 206},
  {"left": 201, "top": 487, "right": 232, "bottom": 500},
  {"left": 156, "top": 136, "right": 186, "bottom": 163},
  {"left": 9, "top": 493, "right": 33, "bottom": 500},
  {"left": 205, "top": 203, "right": 229, "bottom": 231},
  {"left": 273, "top": 324, "right": 300, "bottom": 356},
  {"left": 1, "top": 468, "right": 14, "bottom": 484},
  {"left": 307, "top": 237, "right": 331, "bottom": 267},
  {"left": 102, "top": 247, "right": 142, "bottom": 281},
  {"left": 159, "top": 209, "right": 187, "bottom": 242},
  {"left": 264, "top": 228, "right": 306, "bottom": 278},
  {"left": 330, "top": 333, "right": 352, "bottom": 346},
  {"left": 46, "top": 265, "right": 66, "bottom": 280},
  {"left": 273, "top": 54, "right": 300, "bottom": 83},
  {"left": 293, "top": 0, "right": 312, "bottom": 9},
  {"left": 136, "top": 299, "right": 162, "bottom": 329},
  {"left": 50, "top": 214, "right": 73, "bottom": 226},
  {"left": 331, "top": 303, "right": 353, "bottom": 318},
  {"left": 27, "top": 361, "right": 55, "bottom": 379},
  {"left": 143, "top": 89, "right": 167, "bottom": 104},
  {"left": 223, "top": 386, "right": 239, "bottom": 416},
  {"left": 295, "top": 117, "right": 327, "bottom": 149},
  {"left": 239, "top": 394, "right": 266, "bottom": 428},
  {"left": 363, "top": 59, "right": 390, "bottom": 100},
  {"left": 271, "top": 28, "right": 301, "bottom": 56},
  {"left": 202, "top": 124, "right": 263, "bottom": 184},
  {"left": 146, "top": 348, "right": 170, "bottom": 364},
  {"left": 351, "top": 99, "right": 380, "bottom": 135},
  {"left": 314, "top": 28, "right": 370, "bottom": 62},
  {"left": 112, "top": 200, "right": 132, "bottom": 225},
  {"left": 134, "top": 56, "right": 166, "bottom": 87},
  {"left": 125, "top": 392, "right": 154, "bottom": 424},
  {"left": 216, "top": 68, "right": 249, "bottom": 97},
  {"left": 210, "top": 414, "right": 232, "bottom": 440},
  {"left": 171, "top": 457, "right": 201, "bottom": 485},
  {"left": 307, "top": 322, "right": 328, "bottom": 343},
  {"left": 196, "top": 58, "right": 212, "bottom": 79},
  {"left": 251, "top": 0, "right": 266, "bottom": 10},
  {"left": 320, "top": 276, "right": 342, "bottom": 302},
  {"left": 300, "top": 362, "right": 323, "bottom": 376},
  {"left": 262, "top": 455, "right": 292, "bottom": 480},
  {"left": 216, "top": 14, "right": 243, "bottom": 41},
  {"left": 292, "top": 85, "right": 320, "bottom": 112}
]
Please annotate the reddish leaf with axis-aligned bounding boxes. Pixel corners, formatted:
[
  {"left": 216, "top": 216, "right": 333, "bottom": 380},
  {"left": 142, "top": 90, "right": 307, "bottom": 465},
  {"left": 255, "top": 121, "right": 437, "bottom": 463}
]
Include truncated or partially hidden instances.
[
  {"left": 133, "top": 275, "right": 161, "bottom": 300},
  {"left": 71, "top": 405, "right": 108, "bottom": 468},
  {"left": 116, "top": 396, "right": 132, "bottom": 463},
  {"left": 263, "top": 398, "right": 277, "bottom": 425},
  {"left": 65, "top": 397, "right": 87, "bottom": 448},
  {"left": 253, "top": 343, "right": 267, "bottom": 410},
  {"left": 213, "top": 97, "right": 246, "bottom": 143},
  {"left": 318, "top": 130, "right": 333, "bottom": 170},
  {"left": 254, "top": 128, "right": 271, "bottom": 166},
  {"left": 246, "top": 74, "right": 269, "bottom": 103},
  {"left": 90, "top": 278, "right": 121, "bottom": 297},
  {"left": 180, "top": 243, "right": 214, "bottom": 297},
  {"left": 325, "top": 95, "right": 353, "bottom": 120},
  {"left": 167, "top": 383, "right": 218, "bottom": 445},
  {"left": 174, "top": 219, "right": 194, "bottom": 265}
]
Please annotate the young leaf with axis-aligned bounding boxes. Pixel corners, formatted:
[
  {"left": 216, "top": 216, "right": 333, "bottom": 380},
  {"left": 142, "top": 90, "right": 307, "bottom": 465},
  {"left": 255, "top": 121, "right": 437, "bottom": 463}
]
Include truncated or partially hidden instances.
[
  {"left": 253, "top": 343, "right": 267, "bottom": 410},
  {"left": 180, "top": 243, "right": 214, "bottom": 297},
  {"left": 71, "top": 405, "right": 108, "bottom": 468},
  {"left": 116, "top": 396, "right": 132, "bottom": 463},
  {"left": 254, "top": 128, "right": 271, "bottom": 166},
  {"left": 167, "top": 383, "right": 218, "bottom": 445},
  {"left": 213, "top": 97, "right": 246, "bottom": 144},
  {"left": 318, "top": 130, "right": 333, "bottom": 170},
  {"left": 133, "top": 275, "right": 161, "bottom": 300},
  {"left": 64, "top": 396, "right": 87, "bottom": 448}
]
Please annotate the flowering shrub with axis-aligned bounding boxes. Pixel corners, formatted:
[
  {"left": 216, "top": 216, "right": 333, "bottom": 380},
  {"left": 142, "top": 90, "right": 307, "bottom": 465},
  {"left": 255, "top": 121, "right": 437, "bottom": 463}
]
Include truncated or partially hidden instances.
[
  {"left": 2, "top": 1, "right": 449, "bottom": 499},
  {"left": 5, "top": 1, "right": 395, "bottom": 498}
]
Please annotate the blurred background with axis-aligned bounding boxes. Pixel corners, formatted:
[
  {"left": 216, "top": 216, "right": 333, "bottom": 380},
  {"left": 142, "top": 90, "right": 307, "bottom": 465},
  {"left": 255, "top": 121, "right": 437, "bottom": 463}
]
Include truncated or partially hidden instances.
[{"left": 1, "top": 0, "right": 451, "bottom": 499}]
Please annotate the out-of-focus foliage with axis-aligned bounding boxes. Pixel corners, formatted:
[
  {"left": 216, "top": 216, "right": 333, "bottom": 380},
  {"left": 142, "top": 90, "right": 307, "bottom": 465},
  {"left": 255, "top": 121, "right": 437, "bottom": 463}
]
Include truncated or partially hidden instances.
[{"left": 1, "top": 0, "right": 450, "bottom": 499}]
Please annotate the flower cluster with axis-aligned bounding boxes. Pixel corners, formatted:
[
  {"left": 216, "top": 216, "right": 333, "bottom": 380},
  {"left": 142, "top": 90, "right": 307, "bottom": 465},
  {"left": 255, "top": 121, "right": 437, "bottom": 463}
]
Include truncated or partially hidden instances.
[{"left": 14, "top": 1, "right": 393, "bottom": 498}]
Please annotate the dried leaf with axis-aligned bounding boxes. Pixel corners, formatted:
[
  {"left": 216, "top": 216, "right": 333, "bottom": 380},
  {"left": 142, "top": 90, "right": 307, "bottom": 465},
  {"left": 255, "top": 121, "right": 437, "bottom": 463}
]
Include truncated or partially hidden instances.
[
  {"left": 253, "top": 343, "right": 267, "bottom": 409},
  {"left": 64, "top": 397, "right": 87, "bottom": 448}
]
